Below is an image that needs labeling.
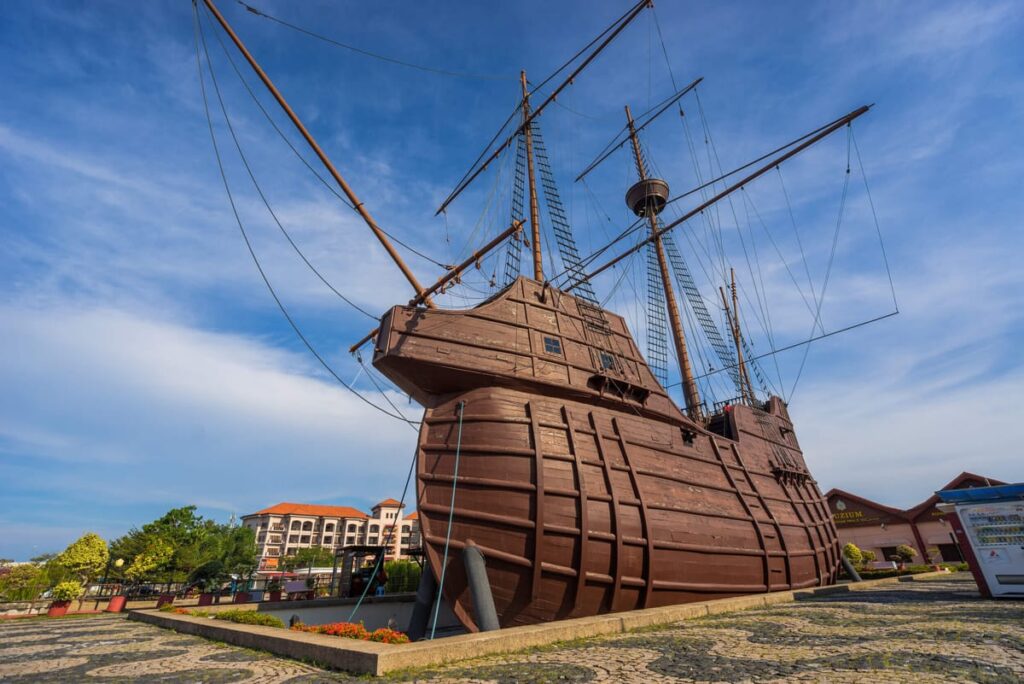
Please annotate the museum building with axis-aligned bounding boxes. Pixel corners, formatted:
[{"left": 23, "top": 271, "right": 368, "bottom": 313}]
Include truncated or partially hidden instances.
[{"left": 825, "top": 472, "right": 1004, "bottom": 565}]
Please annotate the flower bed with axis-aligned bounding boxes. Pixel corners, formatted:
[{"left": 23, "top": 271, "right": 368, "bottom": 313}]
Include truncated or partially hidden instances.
[{"left": 292, "top": 621, "right": 410, "bottom": 644}]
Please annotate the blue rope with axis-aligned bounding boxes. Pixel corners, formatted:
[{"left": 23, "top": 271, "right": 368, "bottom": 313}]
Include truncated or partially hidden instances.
[{"left": 429, "top": 401, "right": 465, "bottom": 640}]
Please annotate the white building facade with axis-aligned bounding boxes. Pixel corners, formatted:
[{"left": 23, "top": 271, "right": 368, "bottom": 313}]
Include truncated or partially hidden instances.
[{"left": 242, "top": 500, "right": 420, "bottom": 571}]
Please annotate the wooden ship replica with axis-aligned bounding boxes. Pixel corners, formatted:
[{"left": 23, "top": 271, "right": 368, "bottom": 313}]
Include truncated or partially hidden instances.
[{"left": 199, "top": 0, "right": 879, "bottom": 632}]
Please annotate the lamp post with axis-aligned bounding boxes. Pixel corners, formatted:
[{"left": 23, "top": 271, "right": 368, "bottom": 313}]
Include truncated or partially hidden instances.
[{"left": 104, "top": 559, "right": 126, "bottom": 613}]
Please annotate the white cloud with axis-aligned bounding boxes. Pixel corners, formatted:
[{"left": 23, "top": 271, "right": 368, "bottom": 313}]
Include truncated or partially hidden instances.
[{"left": 0, "top": 301, "right": 421, "bottom": 555}]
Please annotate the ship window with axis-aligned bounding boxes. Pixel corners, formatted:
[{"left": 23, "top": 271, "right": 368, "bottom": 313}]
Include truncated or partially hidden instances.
[
  {"left": 543, "top": 336, "right": 562, "bottom": 355},
  {"left": 599, "top": 352, "right": 616, "bottom": 370}
]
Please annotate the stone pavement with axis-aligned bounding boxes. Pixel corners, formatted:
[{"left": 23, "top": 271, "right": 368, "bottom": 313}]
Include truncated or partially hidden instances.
[{"left": 0, "top": 574, "right": 1021, "bottom": 682}]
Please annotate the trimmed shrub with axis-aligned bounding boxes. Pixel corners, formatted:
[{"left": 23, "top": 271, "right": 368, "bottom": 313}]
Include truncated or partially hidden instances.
[
  {"left": 894, "top": 544, "right": 918, "bottom": 563},
  {"left": 841, "top": 543, "right": 863, "bottom": 567},
  {"left": 51, "top": 580, "right": 83, "bottom": 602},
  {"left": 213, "top": 609, "right": 284, "bottom": 628}
]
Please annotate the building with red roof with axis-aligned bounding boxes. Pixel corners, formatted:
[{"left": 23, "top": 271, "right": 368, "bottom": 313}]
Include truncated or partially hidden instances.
[
  {"left": 242, "top": 499, "right": 419, "bottom": 571},
  {"left": 826, "top": 472, "right": 1004, "bottom": 565}
]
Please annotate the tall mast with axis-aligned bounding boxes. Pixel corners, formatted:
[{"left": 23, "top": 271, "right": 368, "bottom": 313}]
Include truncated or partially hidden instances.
[
  {"left": 520, "top": 71, "right": 543, "bottom": 281},
  {"left": 720, "top": 268, "right": 755, "bottom": 403},
  {"left": 625, "top": 105, "right": 702, "bottom": 420},
  {"left": 201, "top": 0, "right": 434, "bottom": 308}
]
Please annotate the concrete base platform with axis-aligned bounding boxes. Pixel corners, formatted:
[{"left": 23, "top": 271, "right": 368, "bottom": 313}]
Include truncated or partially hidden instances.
[{"left": 129, "top": 571, "right": 950, "bottom": 676}]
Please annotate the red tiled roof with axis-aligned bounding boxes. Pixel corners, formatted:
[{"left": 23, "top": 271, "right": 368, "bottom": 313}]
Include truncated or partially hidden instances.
[
  {"left": 253, "top": 502, "right": 367, "bottom": 518},
  {"left": 826, "top": 471, "right": 1007, "bottom": 522},
  {"left": 373, "top": 498, "right": 405, "bottom": 509},
  {"left": 406, "top": 511, "right": 419, "bottom": 520}
]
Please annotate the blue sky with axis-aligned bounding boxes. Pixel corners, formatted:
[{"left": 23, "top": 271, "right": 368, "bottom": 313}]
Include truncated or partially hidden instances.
[{"left": 1, "top": 0, "right": 1022, "bottom": 560}]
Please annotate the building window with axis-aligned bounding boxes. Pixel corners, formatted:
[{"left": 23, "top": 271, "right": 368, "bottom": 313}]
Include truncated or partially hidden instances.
[
  {"left": 286, "top": 548, "right": 296, "bottom": 556},
  {"left": 257, "top": 535, "right": 266, "bottom": 543},
  {"left": 401, "top": 524, "right": 410, "bottom": 532},
  {"left": 290, "top": 521, "right": 301, "bottom": 530},
  {"left": 288, "top": 535, "right": 298, "bottom": 543},
  {"left": 543, "top": 336, "right": 562, "bottom": 355},
  {"left": 323, "top": 536, "right": 332, "bottom": 544},
  {"left": 347, "top": 523, "right": 357, "bottom": 532},
  {"left": 401, "top": 537, "right": 411, "bottom": 545},
  {"left": 300, "top": 535, "right": 310, "bottom": 543},
  {"left": 325, "top": 523, "right": 335, "bottom": 532},
  {"left": 346, "top": 536, "right": 356, "bottom": 545},
  {"left": 302, "top": 521, "right": 313, "bottom": 531},
  {"left": 370, "top": 524, "right": 379, "bottom": 533}
]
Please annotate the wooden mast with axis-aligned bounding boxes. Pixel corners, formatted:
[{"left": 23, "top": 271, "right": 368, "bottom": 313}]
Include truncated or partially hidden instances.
[
  {"left": 202, "top": 0, "right": 434, "bottom": 308},
  {"left": 521, "top": 71, "right": 544, "bottom": 281},
  {"left": 625, "top": 105, "right": 702, "bottom": 420},
  {"left": 719, "top": 268, "right": 755, "bottom": 403}
]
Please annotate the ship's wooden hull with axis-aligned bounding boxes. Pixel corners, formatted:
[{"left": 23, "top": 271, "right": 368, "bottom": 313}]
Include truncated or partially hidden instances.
[
  {"left": 373, "top": 276, "right": 840, "bottom": 630},
  {"left": 415, "top": 388, "right": 838, "bottom": 630}
]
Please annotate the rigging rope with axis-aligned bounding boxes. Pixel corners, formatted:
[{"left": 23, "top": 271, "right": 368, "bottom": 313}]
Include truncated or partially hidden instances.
[
  {"left": 346, "top": 439, "right": 418, "bottom": 622},
  {"left": 206, "top": 12, "right": 450, "bottom": 270},
  {"left": 197, "top": 8, "right": 378, "bottom": 320},
  {"left": 787, "top": 126, "right": 853, "bottom": 400},
  {"left": 237, "top": 1, "right": 515, "bottom": 82},
  {"left": 430, "top": 401, "right": 465, "bottom": 640},
  {"left": 194, "top": 3, "right": 419, "bottom": 429}
]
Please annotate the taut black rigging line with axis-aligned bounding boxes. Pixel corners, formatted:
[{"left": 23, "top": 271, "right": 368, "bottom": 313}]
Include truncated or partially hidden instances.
[
  {"left": 575, "top": 77, "right": 704, "bottom": 182},
  {"left": 667, "top": 310, "right": 899, "bottom": 386},
  {"left": 236, "top": 1, "right": 515, "bottom": 82},
  {"left": 193, "top": 3, "right": 418, "bottom": 429},
  {"left": 198, "top": 8, "right": 377, "bottom": 321},
  {"left": 544, "top": 109, "right": 870, "bottom": 293},
  {"left": 206, "top": 14, "right": 450, "bottom": 271},
  {"left": 436, "top": 0, "right": 651, "bottom": 215},
  {"left": 786, "top": 126, "right": 852, "bottom": 401}
]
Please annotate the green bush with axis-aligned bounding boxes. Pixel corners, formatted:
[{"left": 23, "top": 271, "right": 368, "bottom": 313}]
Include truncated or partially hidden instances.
[
  {"left": 841, "top": 543, "right": 863, "bottom": 567},
  {"left": 51, "top": 580, "right": 83, "bottom": 602},
  {"left": 213, "top": 609, "right": 284, "bottom": 628},
  {"left": 894, "top": 544, "right": 918, "bottom": 563}
]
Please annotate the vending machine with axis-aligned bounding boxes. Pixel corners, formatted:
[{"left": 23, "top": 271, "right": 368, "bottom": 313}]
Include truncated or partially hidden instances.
[{"left": 937, "top": 483, "right": 1024, "bottom": 599}]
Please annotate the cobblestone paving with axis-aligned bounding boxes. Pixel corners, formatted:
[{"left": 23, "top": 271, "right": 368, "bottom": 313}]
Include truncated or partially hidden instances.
[{"left": 0, "top": 575, "right": 1020, "bottom": 682}]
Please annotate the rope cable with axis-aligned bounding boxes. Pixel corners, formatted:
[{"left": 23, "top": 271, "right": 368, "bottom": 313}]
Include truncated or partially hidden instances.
[
  {"left": 429, "top": 401, "right": 465, "bottom": 640},
  {"left": 194, "top": 3, "right": 418, "bottom": 429},
  {"left": 237, "top": 1, "right": 515, "bottom": 82},
  {"left": 207, "top": 14, "right": 450, "bottom": 270}
]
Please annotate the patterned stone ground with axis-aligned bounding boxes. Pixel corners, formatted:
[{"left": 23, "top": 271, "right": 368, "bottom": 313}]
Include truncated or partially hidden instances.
[{"left": 0, "top": 574, "right": 1020, "bottom": 682}]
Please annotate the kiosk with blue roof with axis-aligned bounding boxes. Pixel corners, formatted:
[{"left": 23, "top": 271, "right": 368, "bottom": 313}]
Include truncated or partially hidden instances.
[{"left": 937, "top": 483, "right": 1024, "bottom": 598}]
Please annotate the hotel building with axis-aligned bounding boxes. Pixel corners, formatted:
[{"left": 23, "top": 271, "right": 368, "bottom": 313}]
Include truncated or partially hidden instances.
[{"left": 241, "top": 499, "right": 420, "bottom": 571}]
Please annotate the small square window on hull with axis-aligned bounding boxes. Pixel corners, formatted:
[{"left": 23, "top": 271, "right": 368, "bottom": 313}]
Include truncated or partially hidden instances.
[
  {"left": 599, "top": 352, "right": 616, "bottom": 370},
  {"left": 543, "top": 336, "right": 562, "bottom": 355}
]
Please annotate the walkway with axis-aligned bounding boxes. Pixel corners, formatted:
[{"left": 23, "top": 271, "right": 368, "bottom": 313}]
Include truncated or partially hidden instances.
[{"left": 0, "top": 575, "right": 1020, "bottom": 682}]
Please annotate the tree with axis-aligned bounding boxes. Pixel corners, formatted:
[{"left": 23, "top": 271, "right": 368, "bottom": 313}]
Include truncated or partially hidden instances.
[
  {"left": 860, "top": 550, "right": 876, "bottom": 567},
  {"left": 841, "top": 543, "right": 863, "bottom": 567},
  {"left": 384, "top": 560, "right": 421, "bottom": 593},
  {"left": 0, "top": 564, "right": 48, "bottom": 601},
  {"left": 281, "top": 547, "right": 334, "bottom": 572},
  {"left": 124, "top": 539, "right": 174, "bottom": 581},
  {"left": 30, "top": 552, "right": 57, "bottom": 564},
  {"left": 894, "top": 544, "right": 918, "bottom": 564},
  {"left": 110, "top": 506, "right": 220, "bottom": 582},
  {"left": 188, "top": 560, "right": 226, "bottom": 593},
  {"left": 219, "top": 526, "right": 258, "bottom": 579},
  {"left": 56, "top": 533, "right": 109, "bottom": 584}
]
